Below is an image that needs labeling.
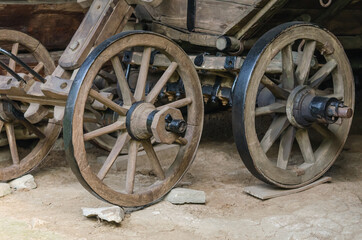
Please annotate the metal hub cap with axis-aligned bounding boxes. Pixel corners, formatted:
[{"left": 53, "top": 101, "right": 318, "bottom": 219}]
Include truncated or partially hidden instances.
[{"left": 287, "top": 85, "right": 353, "bottom": 128}]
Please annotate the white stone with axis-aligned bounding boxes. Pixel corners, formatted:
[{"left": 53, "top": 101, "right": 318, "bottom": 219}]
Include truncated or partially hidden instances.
[
  {"left": 30, "top": 218, "right": 48, "bottom": 229},
  {"left": 165, "top": 188, "right": 206, "bottom": 205},
  {"left": 82, "top": 206, "right": 125, "bottom": 223},
  {"left": 9, "top": 174, "right": 37, "bottom": 190},
  {"left": 0, "top": 183, "right": 11, "bottom": 197}
]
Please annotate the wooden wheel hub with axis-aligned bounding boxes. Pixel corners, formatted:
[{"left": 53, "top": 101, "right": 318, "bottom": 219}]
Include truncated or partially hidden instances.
[
  {"left": 286, "top": 85, "right": 315, "bottom": 128},
  {"left": 126, "top": 102, "right": 155, "bottom": 140},
  {"left": 150, "top": 106, "right": 185, "bottom": 144},
  {"left": 126, "top": 101, "right": 185, "bottom": 143}
]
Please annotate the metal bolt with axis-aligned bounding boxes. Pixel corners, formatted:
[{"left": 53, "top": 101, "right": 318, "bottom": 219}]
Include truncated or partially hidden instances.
[{"left": 70, "top": 41, "right": 80, "bottom": 51}]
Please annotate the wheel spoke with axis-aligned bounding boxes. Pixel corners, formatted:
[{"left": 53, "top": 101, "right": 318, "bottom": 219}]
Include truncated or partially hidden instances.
[
  {"left": 260, "top": 116, "right": 290, "bottom": 153},
  {"left": 134, "top": 47, "right": 152, "bottom": 101},
  {"left": 5, "top": 123, "right": 19, "bottom": 165},
  {"left": 277, "top": 126, "right": 296, "bottom": 169},
  {"left": 146, "top": 62, "right": 178, "bottom": 104},
  {"left": 126, "top": 140, "right": 140, "bottom": 194},
  {"left": 111, "top": 56, "right": 134, "bottom": 106},
  {"left": 19, "top": 119, "right": 45, "bottom": 139},
  {"left": 89, "top": 89, "right": 128, "bottom": 116},
  {"left": 296, "top": 129, "right": 315, "bottom": 163},
  {"left": 84, "top": 121, "right": 125, "bottom": 141},
  {"left": 309, "top": 59, "right": 337, "bottom": 88},
  {"left": 141, "top": 140, "right": 165, "bottom": 180},
  {"left": 261, "top": 75, "right": 289, "bottom": 100},
  {"left": 175, "top": 137, "right": 188, "bottom": 145},
  {"left": 296, "top": 40, "right": 316, "bottom": 85},
  {"left": 281, "top": 44, "right": 295, "bottom": 90},
  {"left": 27, "top": 62, "right": 44, "bottom": 79},
  {"left": 311, "top": 123, "right": 336, "bottom": 139},
  {"left": 33, "top": 62, "right": 45, "bottom": 73},
  {"left": 157, "top": 97, "right": 192, "bottom": 110},
  {"left": 97, "top": 133, "right": 130, "bottom": 180},
  {"left": 8, "top": 43, "right": 19, "bottom": 72},
  {"left": 255, "top": 102, "right": 286, "bottom": 117}
]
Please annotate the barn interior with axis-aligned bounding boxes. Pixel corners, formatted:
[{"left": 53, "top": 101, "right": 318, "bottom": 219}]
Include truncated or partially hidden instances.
[{"left": 0, "top": 1, "right": 361, "bottom": 239}]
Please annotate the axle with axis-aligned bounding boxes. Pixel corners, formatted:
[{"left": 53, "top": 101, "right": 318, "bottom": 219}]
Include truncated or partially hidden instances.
[{"left": 287, "top": 86, "right": 353, "bottom": 128}]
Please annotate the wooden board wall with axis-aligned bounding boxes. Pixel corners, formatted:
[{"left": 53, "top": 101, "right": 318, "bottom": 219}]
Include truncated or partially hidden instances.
[
  {"left": 142, "top": 0, "right": 266, "bottom": 35},
  {"left": 0, "top": 3, "right": 86, "bottom": 51},
  {"left": 141, "top": 0, "right": 361, "bottom": 38}
]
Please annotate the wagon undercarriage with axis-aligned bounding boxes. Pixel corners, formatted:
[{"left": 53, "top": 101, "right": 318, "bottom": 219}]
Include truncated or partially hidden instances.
[{"left": 0, "top": 0, "right": 359, "bottom": 207}]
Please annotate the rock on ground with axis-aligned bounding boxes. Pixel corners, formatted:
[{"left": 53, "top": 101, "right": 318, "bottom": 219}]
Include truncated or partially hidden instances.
[
  {"left": 0, "top": 183, "right": 11, "bottom": 197},
  {"left": 165, "top": 188, "right": 206, "bottom": 204},
  {"left": 82, "top": 206, "right": 125, "bottom": 224},
  {"left": 30, "top": 217, "right": 48, "bottom": 229},
  {"left": 9, "top": 174, "right": 37, "bottom": 190}
]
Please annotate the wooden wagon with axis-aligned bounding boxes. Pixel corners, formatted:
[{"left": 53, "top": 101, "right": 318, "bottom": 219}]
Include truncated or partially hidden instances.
[{"left": 0, "top": 0, "right": 360, "bottom": 207}]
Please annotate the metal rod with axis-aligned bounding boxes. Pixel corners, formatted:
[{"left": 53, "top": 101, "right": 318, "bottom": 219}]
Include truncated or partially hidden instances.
[
  {"left": 0, "top": 60, "right": 25, "bottom": 83},
  {"left": 0, "top": 48, "right": 46, "bottom": 83}
]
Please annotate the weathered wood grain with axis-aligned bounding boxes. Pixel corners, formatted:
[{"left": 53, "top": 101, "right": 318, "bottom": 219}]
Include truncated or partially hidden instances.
[{"left": 0, "top": 3, "right": 85, "bottom": 51}]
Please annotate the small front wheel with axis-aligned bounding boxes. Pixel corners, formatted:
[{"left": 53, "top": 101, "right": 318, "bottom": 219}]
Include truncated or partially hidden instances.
[{"left": 232, "top": 22, "right": 354, "bottom": 188}]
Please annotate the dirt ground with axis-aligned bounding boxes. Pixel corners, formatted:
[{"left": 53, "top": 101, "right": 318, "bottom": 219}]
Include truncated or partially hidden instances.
[{"left": 0, "top": 108, "right": 362, "bottom": 240}]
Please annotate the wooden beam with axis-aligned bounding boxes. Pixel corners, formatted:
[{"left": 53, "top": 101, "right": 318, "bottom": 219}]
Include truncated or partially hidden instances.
[{"left": 230, "top": 0, "right": 289, "bottom": 40}]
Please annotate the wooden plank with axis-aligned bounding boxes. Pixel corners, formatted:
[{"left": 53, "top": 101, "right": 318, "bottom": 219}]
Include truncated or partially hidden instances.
[
  {"left": 58, "top": 0, "right": 132, "bottom": 70},
  {"left": 128, "top": 50, "right": 284, "bottom": 74},
  {"left": 243, "top": 176, "right": 332, "bottom": 200},
  {"left": 231, "top": 0, "right": 289, "bottom": 39},
  {"left": 0, "top": 4, "right": 85, "bottom": 51},
  {"left": 195, "top": 1, "right": 258, "bottom": 35}
]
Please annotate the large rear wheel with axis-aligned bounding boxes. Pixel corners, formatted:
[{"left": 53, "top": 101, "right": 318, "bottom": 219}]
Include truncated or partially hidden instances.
[{"left": 64, "top": 31, "right": 203, "bottom": 207}]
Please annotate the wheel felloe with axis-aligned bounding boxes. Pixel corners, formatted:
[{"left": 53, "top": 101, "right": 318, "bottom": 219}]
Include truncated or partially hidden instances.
[{"left": 232, "top": 22, "right": 354, "bottom": 188}]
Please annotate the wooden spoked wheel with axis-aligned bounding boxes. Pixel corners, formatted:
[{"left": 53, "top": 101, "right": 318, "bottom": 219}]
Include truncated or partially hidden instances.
[
  {"left": 232, "top": 22, "right": 354, "bottom": 188},
  {"left": 64, "top": 31, "right": 203, "bottom": 207},
  {"left": 0, "top": 29, "right": 61, "bottom": 181}
]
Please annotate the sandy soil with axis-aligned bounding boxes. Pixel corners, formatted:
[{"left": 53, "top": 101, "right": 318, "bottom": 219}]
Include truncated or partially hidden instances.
[{"left": 0, "top": 128, "right": 361, "bottom": 240}]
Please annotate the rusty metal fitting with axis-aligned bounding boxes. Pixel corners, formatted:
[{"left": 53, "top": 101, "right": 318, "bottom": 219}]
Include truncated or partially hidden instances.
[{"left": 327, "top": 105, "right": 353, "bottom": 118}]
